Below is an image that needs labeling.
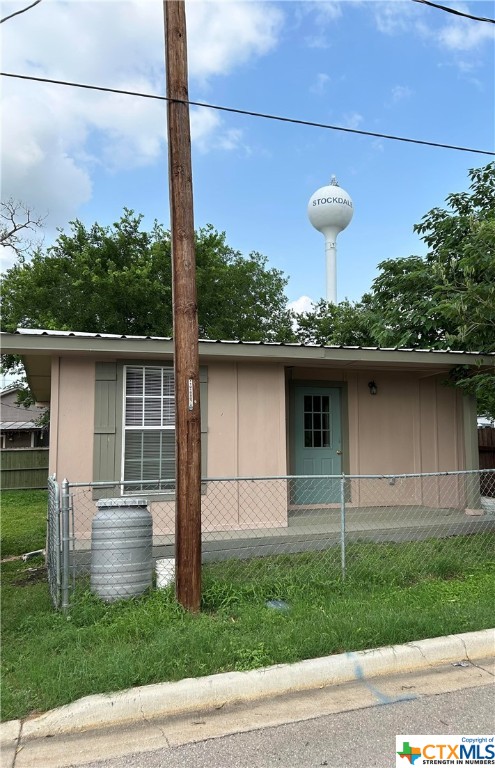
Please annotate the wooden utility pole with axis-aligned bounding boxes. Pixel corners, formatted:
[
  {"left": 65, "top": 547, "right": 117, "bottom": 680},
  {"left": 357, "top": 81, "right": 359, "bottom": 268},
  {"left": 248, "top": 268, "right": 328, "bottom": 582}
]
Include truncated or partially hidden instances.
[{"left": 164, "top": 0, "right": 202, "bottom": 612}]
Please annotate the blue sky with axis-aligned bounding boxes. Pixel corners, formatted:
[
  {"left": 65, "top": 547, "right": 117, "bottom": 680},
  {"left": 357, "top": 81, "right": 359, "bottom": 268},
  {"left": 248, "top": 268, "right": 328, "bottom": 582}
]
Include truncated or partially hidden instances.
[{"left": 1, "top": 0, "right": 494, "bottom": 318}]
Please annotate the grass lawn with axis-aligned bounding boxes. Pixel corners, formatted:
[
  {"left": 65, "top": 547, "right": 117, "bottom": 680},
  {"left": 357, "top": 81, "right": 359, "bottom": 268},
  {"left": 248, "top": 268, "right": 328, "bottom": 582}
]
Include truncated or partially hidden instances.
[
  {"left": 1, "top": 490, "right": 494, "bottom": 722},
  {"left": 1, "top": 490, "right": 47, "bottom": 558}
]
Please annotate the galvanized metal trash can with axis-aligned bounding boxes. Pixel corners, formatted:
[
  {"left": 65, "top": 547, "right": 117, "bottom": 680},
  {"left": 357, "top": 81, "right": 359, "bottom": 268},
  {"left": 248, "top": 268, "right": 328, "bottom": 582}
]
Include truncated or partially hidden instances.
[{"left": 91, "top": 498, "right": 152, "bottom": 602}]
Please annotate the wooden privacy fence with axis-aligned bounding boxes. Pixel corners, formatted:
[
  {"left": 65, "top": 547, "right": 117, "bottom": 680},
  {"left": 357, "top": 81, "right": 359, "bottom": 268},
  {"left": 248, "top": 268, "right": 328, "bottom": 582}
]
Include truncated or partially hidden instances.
[{"left": 0, "top": 448, "right": 49, "bottom": 490}]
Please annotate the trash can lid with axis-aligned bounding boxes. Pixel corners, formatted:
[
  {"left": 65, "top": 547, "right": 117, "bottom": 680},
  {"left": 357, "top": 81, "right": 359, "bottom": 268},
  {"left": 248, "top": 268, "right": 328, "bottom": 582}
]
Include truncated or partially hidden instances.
[{"left": 96, "top": 497, "right": 148, "bottom": 508}]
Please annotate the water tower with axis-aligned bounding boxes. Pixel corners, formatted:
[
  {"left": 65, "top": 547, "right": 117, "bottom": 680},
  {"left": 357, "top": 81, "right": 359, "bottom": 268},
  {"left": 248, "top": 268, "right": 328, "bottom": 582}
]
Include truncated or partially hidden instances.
[{"left": 308, "top": 176, "right": 354, "bottom": 304}]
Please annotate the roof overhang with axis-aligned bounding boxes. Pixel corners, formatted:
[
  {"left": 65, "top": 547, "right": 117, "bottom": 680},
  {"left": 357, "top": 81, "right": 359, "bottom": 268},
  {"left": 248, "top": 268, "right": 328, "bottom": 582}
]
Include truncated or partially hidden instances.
[{"left": 2, "top": 330, "right": 494, "bottom": 404}]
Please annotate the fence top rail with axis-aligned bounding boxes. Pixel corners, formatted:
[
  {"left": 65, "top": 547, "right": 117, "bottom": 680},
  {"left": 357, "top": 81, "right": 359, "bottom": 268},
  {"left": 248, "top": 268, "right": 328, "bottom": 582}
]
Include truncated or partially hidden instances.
[
  {"left": 335, "top": 469, "right": 494, "bottom": 480},
  {"left": 64, "top": 468, "right": 495, "bottom": 489},
  {"left": 205, "top": 470, "right": 493, "bottom": 481}
]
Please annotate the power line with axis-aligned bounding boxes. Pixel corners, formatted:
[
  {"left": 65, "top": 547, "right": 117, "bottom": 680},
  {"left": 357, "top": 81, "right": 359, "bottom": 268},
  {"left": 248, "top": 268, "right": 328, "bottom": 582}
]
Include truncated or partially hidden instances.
[
  {"left": 412, "top": 0, "right": 495, "bottom": 24},
  {"left": 1, "top": 0, "right": 42, "bottom": 24},
  {"left": 2, "top": 70, "right": 494, "bottom": 157}
]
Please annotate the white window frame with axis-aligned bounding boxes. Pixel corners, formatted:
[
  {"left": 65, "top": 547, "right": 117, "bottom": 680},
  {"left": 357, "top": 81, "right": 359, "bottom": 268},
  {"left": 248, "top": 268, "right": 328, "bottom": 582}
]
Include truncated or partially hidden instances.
[{"left": 121, "top": 364, "right": 175, "bottom": 494}]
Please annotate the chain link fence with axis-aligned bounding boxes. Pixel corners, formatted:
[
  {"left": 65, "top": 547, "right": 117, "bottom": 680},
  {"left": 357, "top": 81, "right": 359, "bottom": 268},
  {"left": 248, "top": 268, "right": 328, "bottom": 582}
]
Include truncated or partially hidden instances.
[
  {"left": 46, "top": 475, "right": 61, "bottom": 608},
  {"left": 46, "top": 470, "right": 495, "bottom": 610}
]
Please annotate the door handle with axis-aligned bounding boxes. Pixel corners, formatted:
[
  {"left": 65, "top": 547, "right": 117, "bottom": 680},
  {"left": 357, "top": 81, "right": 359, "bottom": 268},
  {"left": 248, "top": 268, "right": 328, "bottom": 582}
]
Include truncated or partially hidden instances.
[{"left": 336, "top": 450, "right": 342, "bottom": 455}]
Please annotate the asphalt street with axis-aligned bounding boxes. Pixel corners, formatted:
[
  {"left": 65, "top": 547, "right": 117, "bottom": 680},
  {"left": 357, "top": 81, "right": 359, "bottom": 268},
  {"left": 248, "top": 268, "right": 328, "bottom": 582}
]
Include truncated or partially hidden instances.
[{"left": 66, "top": 680, "right": 495, "bottom": 768}]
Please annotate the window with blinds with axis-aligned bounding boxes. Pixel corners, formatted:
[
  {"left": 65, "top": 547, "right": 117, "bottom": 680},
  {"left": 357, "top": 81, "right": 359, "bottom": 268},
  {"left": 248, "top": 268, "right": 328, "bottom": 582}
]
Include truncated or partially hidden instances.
[{"left": 123, "top": 365, "right": 175, "bottom": 492}]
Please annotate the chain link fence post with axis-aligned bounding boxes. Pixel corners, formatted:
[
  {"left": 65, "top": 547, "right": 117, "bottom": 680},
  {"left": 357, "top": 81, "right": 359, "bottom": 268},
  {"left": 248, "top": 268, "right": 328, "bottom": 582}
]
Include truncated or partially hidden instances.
[
  {"left": 61, "top": 478, "right": 70, "bottom": 613},
  {"left": 340, "top": 473, "right": 346, "bottom": 580},
  {"left": 46, "top": 474, "right": 61, "bottom": 609}
]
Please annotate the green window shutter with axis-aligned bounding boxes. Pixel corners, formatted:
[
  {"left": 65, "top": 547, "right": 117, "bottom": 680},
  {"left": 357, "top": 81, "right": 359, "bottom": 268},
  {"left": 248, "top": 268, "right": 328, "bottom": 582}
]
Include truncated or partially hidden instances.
[{"left": 93, "top": 363, "right": 118, "bottom": 486}]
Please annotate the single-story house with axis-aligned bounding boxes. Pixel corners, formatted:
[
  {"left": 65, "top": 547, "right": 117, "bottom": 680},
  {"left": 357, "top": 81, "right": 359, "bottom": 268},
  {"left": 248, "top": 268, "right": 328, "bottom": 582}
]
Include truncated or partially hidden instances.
[
  {"left": 0, "top": 385, "right": 49, "bottom": 449},
  {"left": 2, "top": 328, "right": 493, "bottom": 537}
]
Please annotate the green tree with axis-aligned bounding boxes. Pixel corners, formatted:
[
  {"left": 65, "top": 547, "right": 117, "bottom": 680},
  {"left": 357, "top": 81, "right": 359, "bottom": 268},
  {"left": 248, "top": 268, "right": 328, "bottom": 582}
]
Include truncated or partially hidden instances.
[
  {"left": 294, "top": 298, "right": 376, "bottom": 347},
  {"left": 368, "top": 163, "right": 495, "bottom": 353},
  {"left": 294, "top": 163, "right": 495, "bottom": 416},
  {"left": 368, "top": 163, "right": 495, "bottom": 416},
  {"left": 1, "top": 211, "right": 295, "bottom": 343}
]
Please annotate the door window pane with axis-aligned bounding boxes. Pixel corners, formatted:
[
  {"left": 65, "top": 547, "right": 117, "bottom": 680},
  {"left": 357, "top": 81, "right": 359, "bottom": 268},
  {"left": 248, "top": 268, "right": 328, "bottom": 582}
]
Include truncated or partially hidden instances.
[{"left": 302, "top": 393, "right": 332, "bottom": 449}]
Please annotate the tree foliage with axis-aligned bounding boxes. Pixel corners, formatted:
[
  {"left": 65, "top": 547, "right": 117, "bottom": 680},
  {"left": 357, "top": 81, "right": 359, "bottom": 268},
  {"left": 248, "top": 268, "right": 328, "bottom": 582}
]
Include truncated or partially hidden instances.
[
  {"left": 294, "top": 163, "right": 495, "bottom": 416},
  {"left": 294, "top": 298, "right": 376, "bottom": 347},
  {"left": 368, "top": 163, "right": 495, "bottom": 353},
  {"left": 1, "top": 212, "right": 294, "bottom": 343}
]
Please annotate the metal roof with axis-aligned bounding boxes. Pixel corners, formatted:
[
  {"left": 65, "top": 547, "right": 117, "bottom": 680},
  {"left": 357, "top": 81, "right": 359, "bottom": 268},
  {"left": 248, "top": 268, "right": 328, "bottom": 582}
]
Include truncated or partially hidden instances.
[
  {"left": 3, "top": 327, "right": 493, "bottom": 404},
  {"left": 10, "top": 328, "right": 495, "bottom": 357},
  {"left": 0, "top": 421, "right": 41, "bottom": 431}
]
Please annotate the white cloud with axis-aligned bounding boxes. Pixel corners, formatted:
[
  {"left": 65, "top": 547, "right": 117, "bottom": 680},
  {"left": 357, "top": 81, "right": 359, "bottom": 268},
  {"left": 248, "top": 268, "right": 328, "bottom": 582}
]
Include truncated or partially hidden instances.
[
  {"left": 391, "top": 85, "right": 412, "bottom": 103},
  {"left": 288, "top": 295, "right": 315, "bottom": 315},
  {"left": 0, "top": 0, "right": 283, "bottom": 236},
  {"left": 341, "top": 111, "right": 364, "bottom": 130},
  {"left": 438, "top": 13, "right": 495, "bottom": 51},
  {"left": 297, "top": 1, "right": 342, "bottom": 48},
  {"left": 187, "top": 0, "right": 282, "bottom": 83},
  {"left": 370, "top": 0, "right": 494, "bottom": 53},
  {"left": 297, "top": 0, "right": 493, "bottom": 61},
  {"left": 190, "top": 109, "right": 246, "bottom": 154},
  {"left": 310, "top": 73, "right": 330, "bottom": 95},
  {"left": 307, "top": 1, "right": 342, "bottom": 22},
  {"left": 1, "top": 86, "right": 93, "bottom": 237},
  {"left": 304, "top": 33, "right": 330, "bottom": 49},
  {"left": 368, "top": 1, "right": 417, "bottom": 36},
  {"left": 371, "top": 138, "right": 385, "bottom": 153}
]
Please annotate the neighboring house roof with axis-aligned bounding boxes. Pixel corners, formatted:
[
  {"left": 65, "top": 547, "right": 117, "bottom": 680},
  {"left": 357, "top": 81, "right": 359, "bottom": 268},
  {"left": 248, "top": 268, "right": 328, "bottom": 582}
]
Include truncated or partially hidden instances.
[
  {"left": 1, "top": 328, "right": 494, "bottom": 403},
  {"left": 0, "top": 383, "right": 46, "bottom": 426},
  {"left": 0, "top": 421, "right": 40, "bottom": 431}
]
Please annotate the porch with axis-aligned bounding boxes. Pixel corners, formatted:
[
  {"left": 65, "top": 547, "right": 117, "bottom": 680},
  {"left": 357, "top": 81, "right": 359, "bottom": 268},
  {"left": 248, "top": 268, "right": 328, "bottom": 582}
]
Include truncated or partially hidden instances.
[
  {"left": 153, "top": 504, "right": 495, "bottom": 563},
  {"left": 69, "top": 503, "right": 495, "bottom": 565}
]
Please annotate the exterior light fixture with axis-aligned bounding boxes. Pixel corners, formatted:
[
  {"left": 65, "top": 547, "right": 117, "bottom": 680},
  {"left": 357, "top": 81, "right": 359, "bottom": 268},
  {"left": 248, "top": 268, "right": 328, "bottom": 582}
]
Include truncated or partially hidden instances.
[{"left": 368, "top": 380, "right": 377, "bottom": 395}]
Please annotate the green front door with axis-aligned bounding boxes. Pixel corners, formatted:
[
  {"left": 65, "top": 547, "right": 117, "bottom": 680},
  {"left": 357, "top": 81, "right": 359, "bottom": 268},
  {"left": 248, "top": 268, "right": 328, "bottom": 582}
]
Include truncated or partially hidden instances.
[{"left": 293, "top": 386, "right": 342, "bottom": 504}]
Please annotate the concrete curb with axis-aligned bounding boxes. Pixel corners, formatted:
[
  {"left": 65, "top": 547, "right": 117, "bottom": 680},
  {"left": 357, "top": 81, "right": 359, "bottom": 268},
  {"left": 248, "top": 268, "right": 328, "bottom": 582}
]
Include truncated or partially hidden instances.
[
  {"left": 8, "top": 629, "right": 495, "bottom": 743},
  {"left": 0, "top": 720, "right": 21, "bottom": 768}
]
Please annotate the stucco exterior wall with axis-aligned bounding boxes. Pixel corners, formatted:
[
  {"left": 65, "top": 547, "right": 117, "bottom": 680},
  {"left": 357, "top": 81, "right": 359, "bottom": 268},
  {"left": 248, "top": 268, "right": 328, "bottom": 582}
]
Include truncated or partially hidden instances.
[
  {"left": 49, "top": 356, "right": 94, "bottom": 481},
  {"left": 292, "top": 367, "right": 467, "bottom": 508},
  {"left": 207, "top": 362, "right": 287, "bottom": 477},
  {"left": 54, "top": 359, "right": 288, "bottom": 536},
  {"left": 50, "top": 357, "right": 471, "bottom": 538},
  {"left": 207, "top": 361, "right": 288, "bottom": 530}
]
